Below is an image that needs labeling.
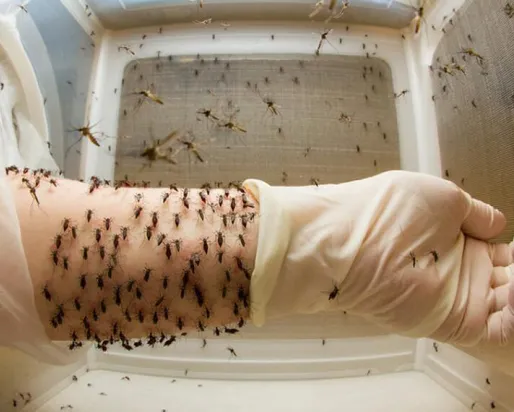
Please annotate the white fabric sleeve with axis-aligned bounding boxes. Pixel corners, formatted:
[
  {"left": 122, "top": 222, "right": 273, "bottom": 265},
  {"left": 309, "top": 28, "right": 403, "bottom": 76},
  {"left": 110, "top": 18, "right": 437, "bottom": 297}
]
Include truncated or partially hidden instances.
[
  {"left": 243, "top": 179, "right": 292, "bottom": 326},
  {"left": 0, "top": 34, "right": 87, "bottom": 362},
  {"left": 0, "top": 169, "right": 88, "bottom": 364}
]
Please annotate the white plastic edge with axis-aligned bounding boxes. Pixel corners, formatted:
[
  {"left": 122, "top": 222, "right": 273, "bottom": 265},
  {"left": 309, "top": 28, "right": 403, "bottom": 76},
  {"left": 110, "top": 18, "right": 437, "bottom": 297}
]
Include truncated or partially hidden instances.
[
  {"left": 401, "top": 0, "right": 467, "bottom": 177},
  {"left": 60, "top": 0, "right": 104, "bottom": 38},
  {"left": 424, "top": 342, "right": 513, "bottom": 412},
  {"left": 90, "top": 335, "right": 416, "bottom": 380}
]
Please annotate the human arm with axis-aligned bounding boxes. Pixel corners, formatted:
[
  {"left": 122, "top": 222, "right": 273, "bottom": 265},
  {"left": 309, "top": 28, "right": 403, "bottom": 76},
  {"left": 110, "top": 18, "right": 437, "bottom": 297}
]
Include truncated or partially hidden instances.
[{"left": 4, "top": 168, "right": 259, "bottom": 352}]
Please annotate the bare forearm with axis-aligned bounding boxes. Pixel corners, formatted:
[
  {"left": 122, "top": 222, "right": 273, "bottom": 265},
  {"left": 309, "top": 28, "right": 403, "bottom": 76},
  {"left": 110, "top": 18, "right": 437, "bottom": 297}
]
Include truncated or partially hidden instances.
[{"left": 5, "top": 168, "right": 259, "bottom": 350}]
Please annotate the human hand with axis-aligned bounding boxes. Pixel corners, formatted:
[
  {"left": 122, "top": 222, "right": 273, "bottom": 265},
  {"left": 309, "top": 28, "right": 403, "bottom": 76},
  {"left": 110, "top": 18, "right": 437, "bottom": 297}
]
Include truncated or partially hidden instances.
[{"left": 245, "top": 171, "right": 514, "bottom": 346}]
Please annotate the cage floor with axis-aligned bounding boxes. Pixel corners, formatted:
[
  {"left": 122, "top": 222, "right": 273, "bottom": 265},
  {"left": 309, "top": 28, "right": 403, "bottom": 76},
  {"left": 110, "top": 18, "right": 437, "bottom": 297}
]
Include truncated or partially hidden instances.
[{"left": 35, "top": 370, "right": 469, "bottom": 412}]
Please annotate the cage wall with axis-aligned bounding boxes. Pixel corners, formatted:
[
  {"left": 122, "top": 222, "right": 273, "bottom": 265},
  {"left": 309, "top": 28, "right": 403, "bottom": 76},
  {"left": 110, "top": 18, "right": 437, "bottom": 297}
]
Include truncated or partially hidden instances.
[
  {"left": 15, "top": 0, "right": 97, "bottom": 175},
  {"left": 430, "top": 0, "right": 514, "bottom": 244},
  {"left": 5, "top": 1, "right": 514, "bottom": 410},
  {"left": 407, "top": 0, "right": 514, "bottom": 408}
]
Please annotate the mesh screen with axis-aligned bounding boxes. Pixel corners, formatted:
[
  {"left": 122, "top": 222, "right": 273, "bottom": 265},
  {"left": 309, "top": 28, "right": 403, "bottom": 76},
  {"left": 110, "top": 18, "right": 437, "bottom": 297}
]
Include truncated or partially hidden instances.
[
  {"left": 115, "top": 54, "right": 400, "bottom": 188},
  {"left": 432, "top": 0, "right": 514, "bottom": 243}
]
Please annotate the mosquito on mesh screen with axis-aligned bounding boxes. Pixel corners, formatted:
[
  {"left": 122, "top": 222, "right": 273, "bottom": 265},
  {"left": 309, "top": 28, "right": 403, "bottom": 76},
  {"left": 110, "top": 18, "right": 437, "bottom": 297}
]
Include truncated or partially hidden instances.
[
  {"left": 139, "top": 129, "right": 180, "bottom": 170},
  {"left": 118, "top": 45, "right": 136, "bottom": 56},
  {"left": 175, "top": 133, "right": 206, "bottom": 163},
  {"left": 196, "top": 108, "right": 220, "bottom": 123},
  {"left": 219, "top": 108, "right": 247, "bottom": 134},
  {"left": 130, "top": 83, "right": 164, "bottom": 113},
  {"left": 325, "top": 1, "right": 350, "bottom": 23},
  {"left": 256, "top": 87, "right": 282, "bottom": 118},
  {"left": 338, "top": 112, "right": 353, "bottom": 125},
  {"left": 459, "top": 48, "right": 486, "bottom": 66},
  {"left": 309, "top": 0, "right": 324, "bottom": 18}
]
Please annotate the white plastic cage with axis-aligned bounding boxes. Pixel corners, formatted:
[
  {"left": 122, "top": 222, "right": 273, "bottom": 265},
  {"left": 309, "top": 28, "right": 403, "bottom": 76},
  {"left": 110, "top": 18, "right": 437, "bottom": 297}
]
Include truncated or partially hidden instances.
[{"left": 2, "top": 0, "right": 514, "bottom": 411}]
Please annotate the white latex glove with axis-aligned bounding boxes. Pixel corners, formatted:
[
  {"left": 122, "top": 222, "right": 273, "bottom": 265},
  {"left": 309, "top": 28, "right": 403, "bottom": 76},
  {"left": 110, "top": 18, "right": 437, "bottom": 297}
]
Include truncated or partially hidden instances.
[{"left": 245, "top": 171, "right": 514, "bottom": 346}]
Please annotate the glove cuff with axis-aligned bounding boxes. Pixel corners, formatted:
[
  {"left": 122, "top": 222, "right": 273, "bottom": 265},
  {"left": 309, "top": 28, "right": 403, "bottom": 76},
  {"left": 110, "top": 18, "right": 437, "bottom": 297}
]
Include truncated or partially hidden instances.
[{"left": 243, "top": 179, "right": 292, "bottom": 327}]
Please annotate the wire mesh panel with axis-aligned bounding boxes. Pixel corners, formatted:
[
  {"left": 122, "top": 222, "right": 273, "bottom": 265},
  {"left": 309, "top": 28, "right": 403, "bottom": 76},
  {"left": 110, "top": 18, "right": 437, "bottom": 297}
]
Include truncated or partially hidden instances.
[
  {"left": 115, "top": 54, "right": 400, "bottom": 190},
  {"left": 432, "top": 0, "right": 514, "bottom": 243}
]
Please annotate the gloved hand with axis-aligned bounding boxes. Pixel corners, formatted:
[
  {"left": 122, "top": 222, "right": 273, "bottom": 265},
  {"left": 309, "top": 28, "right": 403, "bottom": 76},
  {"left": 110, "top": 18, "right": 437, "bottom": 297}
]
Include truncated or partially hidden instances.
[{"left": 244, "top": 170, "right": 514, "bottom": 347}]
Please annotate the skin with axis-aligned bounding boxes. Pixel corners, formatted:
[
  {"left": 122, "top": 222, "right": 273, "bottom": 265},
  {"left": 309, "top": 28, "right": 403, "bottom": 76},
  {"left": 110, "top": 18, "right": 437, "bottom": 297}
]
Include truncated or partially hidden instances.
[{"left": 5, "top": 169, "right": 259, "bottom": 350}]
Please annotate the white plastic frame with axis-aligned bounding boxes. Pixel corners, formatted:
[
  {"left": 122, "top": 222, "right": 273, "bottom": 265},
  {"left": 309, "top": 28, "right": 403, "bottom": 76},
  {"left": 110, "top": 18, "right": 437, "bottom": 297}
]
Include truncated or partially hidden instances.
[
  {"left": 91, "top": 335, "right": 416, "bottom": 380},
  {"left": 81, "top": 21, "right": 420, "bottom": 181},
  {"left": 401, "top": 0, "right": 467, "bottom": 177}
]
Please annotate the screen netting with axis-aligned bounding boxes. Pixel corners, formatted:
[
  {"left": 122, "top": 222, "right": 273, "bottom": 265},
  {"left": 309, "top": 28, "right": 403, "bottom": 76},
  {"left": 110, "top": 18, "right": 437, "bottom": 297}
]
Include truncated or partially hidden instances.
[
  {"left": 432, "top": 0, "right": 514, "bottom": 243},
  {"left": 115, "top": 54, "right": 400, "bottom": 189}
]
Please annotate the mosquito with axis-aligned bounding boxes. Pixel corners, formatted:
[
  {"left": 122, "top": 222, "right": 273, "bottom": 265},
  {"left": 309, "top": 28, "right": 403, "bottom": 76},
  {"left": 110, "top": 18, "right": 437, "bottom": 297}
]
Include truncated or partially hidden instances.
[
  {"left": 219, "top": 110, "right": 247, "bottom": 133},
  {"left": 22, "top": 178, "right": 40, "bottom": 206},
  {"left": 68, "top": 121, "right": 103, "bottom": 147},
  {"left": 394, "top": 90, "right": 409, "bottom": 99},
  {"left": 459, "top": 48, "right": 485, "bottom": 65},
  {"left": 197, "top": 108, "right": 220, "bottom": 122},
  {"left": 326, "top": 0, "right": 350, "bottom": 23},
  {"left": 176, "top": 135, "right": 205, "bottom": 163},
  {"left": 131, "top": 84, "right": 164, "bottom": 109},
  {"left": 256, "top": 96, "right": 279, "bottom": 119},
  {"left": 325, "top": 282, "right": 342, "bottom": 300},
  {"left": 17, "top": 1, "right": 29, "bottom": 13},
  {"left": 309, "top": 0, "right": 324, "bottom": 18},
  {"left": 409, "top": 0, "right": 427, "bottom": 35},
  {"left": 438, "top": 64, "right": 456, "bottom": 76},
  {"left": 315, "top": 29, "right": 334, "bottom": 56},
  {"left": 448, "top": 62, "right": 466, "bottom": 75},
  {"left": 254, "top": 86, "right": 282, "bottom": 118},
  {"left": 339, "top": 112, "right": 353, "bottom": 124},
  {"left": 65, "top": 121, "right": 112, "bottom": 159},
  {"left": 118, "top": 45, "right": 136, "bottom": 56},
  {"left": 140, "top": 130, "right": 179, "bottom": 167}
]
